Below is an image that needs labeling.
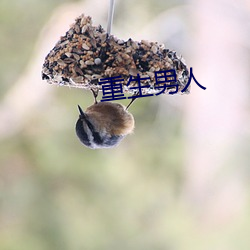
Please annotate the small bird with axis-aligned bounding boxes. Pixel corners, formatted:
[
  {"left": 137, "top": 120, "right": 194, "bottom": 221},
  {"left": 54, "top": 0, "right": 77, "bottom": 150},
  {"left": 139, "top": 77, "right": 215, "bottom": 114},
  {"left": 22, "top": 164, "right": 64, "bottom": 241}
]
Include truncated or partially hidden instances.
[{"left": 75, "top": 100, "right": 135, "bottom": 149}]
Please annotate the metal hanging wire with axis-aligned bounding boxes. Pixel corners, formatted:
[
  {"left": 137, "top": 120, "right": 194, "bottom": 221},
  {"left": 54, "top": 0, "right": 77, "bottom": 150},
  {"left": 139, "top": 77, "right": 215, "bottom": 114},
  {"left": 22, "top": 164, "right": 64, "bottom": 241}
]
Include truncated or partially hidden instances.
[{"left": 107, "top": 0, "right": 115, "bottom": 34}]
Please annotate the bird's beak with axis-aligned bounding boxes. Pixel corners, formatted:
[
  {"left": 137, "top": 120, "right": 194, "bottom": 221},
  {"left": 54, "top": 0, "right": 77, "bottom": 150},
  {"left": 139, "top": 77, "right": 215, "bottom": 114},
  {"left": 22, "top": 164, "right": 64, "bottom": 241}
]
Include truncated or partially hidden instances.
[{"left": 77, "top": 105, "right": 86, "bottom": 119}]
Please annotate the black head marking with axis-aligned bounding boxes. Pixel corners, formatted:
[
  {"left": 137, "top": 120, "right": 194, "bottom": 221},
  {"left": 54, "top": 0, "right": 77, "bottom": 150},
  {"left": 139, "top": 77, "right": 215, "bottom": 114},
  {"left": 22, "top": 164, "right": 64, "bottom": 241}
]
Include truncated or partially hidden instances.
[
  {"left": 76, "top": 105, "right": 103, "bottom": 148},
  {"left": 75, "top": 118, "right": 92, "bottom": 148}
]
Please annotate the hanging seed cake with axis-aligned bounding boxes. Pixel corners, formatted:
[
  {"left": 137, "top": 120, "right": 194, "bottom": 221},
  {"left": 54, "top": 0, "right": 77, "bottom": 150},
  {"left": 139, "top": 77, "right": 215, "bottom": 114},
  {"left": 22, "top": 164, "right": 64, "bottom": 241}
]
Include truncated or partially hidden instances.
[{"left": 42, "top": 14, "right": 189, "bottom": 95}]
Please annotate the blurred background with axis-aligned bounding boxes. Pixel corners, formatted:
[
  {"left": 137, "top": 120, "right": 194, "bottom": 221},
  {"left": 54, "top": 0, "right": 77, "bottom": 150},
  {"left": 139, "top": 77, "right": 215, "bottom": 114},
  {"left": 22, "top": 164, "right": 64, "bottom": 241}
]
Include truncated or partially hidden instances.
[{"left": 1, "top": 0, "right": 250, "bottom": 249}]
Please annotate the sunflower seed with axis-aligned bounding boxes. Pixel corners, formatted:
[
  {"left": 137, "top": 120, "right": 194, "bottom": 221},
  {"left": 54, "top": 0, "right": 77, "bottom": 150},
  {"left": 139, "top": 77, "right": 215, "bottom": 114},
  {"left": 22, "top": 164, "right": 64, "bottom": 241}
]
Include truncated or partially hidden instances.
[{"left": 82, "top": 43, "right": 90, "bottom": 50}]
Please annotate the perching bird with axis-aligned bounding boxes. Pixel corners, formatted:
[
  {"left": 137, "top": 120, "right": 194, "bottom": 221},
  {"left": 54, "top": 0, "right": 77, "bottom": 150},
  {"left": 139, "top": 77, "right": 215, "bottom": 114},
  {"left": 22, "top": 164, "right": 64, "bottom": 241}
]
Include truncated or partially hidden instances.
[{"left": 75, "top": 99, "right": 135, "bottom": 149}]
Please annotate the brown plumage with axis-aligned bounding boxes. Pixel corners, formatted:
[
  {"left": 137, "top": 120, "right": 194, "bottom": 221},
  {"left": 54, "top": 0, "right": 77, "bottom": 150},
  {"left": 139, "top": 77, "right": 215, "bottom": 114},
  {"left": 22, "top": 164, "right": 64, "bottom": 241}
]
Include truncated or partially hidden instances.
[{"left": 85, "top": 102, "right": 134, "bottom": 136}]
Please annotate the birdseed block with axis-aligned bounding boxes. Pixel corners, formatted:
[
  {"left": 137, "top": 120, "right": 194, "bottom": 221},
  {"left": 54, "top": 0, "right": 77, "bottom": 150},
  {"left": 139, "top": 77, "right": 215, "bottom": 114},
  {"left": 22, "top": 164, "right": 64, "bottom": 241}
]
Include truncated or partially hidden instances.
[{"left": 42, "top": 14, "right": 190, "bottom": 95}]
